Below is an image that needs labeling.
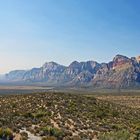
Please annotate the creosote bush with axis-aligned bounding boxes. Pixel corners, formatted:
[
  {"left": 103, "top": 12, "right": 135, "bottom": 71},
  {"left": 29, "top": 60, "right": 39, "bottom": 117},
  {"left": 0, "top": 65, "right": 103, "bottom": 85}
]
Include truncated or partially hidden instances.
[
  {"left": 41, "top": 126, "right": 64, "bottom": 138},
  {"left": 98, "top": 129, "right": 134, "bottom": 140},
  {"left": 0, "top": 128, "right": 13, "bottom": 140}
]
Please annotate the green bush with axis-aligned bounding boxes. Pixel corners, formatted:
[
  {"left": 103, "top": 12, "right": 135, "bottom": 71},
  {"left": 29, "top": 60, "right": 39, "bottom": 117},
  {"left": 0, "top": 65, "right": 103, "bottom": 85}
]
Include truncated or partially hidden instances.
[
  {"left": 0, "top": 128, "right": 13, "bottom": 140},
  {"left": 41, "top": 126, "right": 64, "bottom": 138},
  {"left": 49, "top": 127, "right": 64, "bottom": 137}
]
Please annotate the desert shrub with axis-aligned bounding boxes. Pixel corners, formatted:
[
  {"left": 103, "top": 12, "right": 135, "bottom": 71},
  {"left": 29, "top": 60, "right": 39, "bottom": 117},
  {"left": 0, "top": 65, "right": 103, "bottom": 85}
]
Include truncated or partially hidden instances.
[
  {"left": 49, "top": 127, "right": 64, "bottom": 137},
  {"left": 41, "top": 126, "right": 64, "bottom": 138},
  {"left": 20, "top": 131, "right": 28, "bottom": 140},
  {"left": 23, "top": 112, "right": 34, "bottom": 118},
  {"left": 34, "top": 110, "right": 52, "bottom": 119},
  {"left": 41, "top": 126, "right": 50, "bottom": 135},
  {"left": 0, "top": 128, "right": 13, "bottom": 140},
  {"left": 111, "top": 124, "right": 123, "bottom": 130},
  {"left": 11, "top": 103, "right": 17, "bottom": 108},
  {"left": 42, "top": 136, "right": 57, "bottom": 140},
  {"left": 96, "top": 110, "right": 107, "bottom": 119},
  {"left": 112, "top": 110, "right": 119, "bottom": 117},
  {"left": 33, "top": 110, "right": 46, "bottom": 118},
  {"left": 47, "top": 111, "right": 52, "bottom": 117},
  {"left": 98, "top": 129, "right": 133, "bottom": 140},
  {"left": 134, "top": 128, "right": 140, "bottom": 140}
]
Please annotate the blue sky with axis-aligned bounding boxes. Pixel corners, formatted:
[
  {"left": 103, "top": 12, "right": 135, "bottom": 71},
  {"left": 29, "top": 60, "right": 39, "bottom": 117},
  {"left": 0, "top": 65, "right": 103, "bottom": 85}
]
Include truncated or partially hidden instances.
[{"left": 0, "top": 0, "right": 140, "bottom": 73}]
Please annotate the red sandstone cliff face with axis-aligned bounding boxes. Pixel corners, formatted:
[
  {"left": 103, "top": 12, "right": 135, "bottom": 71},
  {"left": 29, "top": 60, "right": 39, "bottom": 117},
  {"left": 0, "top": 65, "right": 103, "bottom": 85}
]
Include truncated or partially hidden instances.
[
  {"left": 112, "top": 55, "right": 132, "bottom": 70},
  {"left": 92, "top": 55, "right": 140, "bottom": 88}
]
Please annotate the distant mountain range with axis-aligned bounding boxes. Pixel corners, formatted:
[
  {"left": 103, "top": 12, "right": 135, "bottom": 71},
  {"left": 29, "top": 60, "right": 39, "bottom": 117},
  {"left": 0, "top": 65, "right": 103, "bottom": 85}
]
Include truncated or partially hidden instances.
[{"left": 3, "top": 55, "right": 140, "bottom": 88}]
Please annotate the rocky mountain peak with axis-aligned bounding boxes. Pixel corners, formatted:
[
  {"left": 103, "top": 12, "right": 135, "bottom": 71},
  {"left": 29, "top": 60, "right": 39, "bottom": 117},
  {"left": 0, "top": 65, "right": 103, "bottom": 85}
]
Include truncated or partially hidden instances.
[
  {"left": 84, "top": 61, "right": 98, "bottom": 67},
  {"left": 43, "top": 61, "right": 59, "bottom": 67},
  {"left": 113, "top": 54, "right": 130, "bottom": 62},
  {"left": 112, "top": 54, "right": 131, "bottom": 70},
  {"left": 42, "top": 62, "right": 65, "bottom": 74},
  {"left": 69, "top": 61, "right": 81, "bottom": 68},
  {"left": 3, "top": 54, "right": 140, "bottom": 88}
]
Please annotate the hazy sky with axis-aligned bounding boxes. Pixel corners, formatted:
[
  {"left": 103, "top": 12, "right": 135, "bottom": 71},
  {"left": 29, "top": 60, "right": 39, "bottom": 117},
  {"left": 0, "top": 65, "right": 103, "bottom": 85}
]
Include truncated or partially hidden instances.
[{"left": 0, "top": 0, "right": 140, "bottom": 74}]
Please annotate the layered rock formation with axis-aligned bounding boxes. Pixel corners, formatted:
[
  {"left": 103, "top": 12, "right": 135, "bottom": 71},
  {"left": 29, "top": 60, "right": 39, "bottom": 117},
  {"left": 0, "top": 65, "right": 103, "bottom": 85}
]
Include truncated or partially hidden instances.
[{"left": 5, "top": 55, "right": 140, "bottom": 88}]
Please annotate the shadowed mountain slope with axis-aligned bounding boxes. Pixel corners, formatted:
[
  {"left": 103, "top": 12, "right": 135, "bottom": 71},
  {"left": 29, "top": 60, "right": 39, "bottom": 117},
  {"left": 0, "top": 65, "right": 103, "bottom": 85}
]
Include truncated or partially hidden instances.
[{"left": 5, "top": 55, "right": 140, "bottom": 88}]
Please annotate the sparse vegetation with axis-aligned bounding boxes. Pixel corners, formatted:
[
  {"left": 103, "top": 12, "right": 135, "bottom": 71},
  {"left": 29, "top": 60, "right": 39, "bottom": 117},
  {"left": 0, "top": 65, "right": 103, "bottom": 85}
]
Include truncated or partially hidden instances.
[
  {"left": 0, "top": 92, "right": 139, "bottom": 139},
  {"left": 98, "top": 129, "right": 133, "bottom": 140}
]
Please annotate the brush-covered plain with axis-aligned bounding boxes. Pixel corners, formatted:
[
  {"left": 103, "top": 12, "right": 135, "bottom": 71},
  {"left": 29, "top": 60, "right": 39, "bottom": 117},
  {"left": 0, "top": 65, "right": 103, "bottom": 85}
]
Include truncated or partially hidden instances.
[{"left": 0, "top": 92, "right": 140, "bottom": 140}]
